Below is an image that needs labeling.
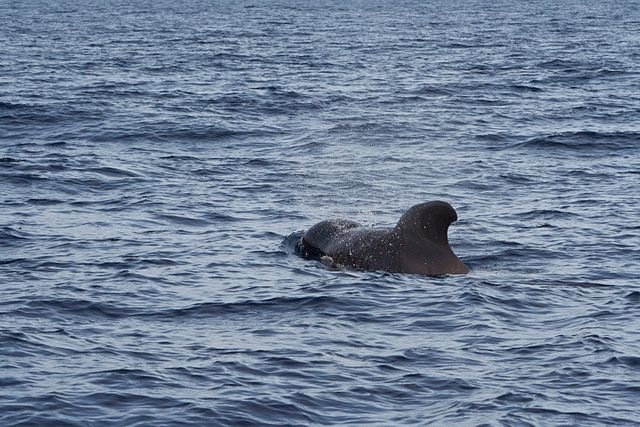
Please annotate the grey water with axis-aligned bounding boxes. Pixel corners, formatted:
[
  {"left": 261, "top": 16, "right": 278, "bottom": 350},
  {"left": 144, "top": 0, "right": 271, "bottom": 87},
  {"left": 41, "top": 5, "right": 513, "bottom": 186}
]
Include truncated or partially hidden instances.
[{"left": 1, "top": 0, "right": 640, "bottom": 425}]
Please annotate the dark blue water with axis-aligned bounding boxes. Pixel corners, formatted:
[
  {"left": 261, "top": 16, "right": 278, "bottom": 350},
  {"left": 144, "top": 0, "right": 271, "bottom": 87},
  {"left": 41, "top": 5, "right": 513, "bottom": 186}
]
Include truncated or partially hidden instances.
[{"left": 2, "top": 0, "right": 640, "bottom": 425}]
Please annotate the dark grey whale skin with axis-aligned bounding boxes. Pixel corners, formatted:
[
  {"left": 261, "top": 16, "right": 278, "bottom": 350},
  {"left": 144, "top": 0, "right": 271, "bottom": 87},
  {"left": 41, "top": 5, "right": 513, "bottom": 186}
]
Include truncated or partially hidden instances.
[{"left": 295, "top": 201, "right": 469, "bottom": 276}]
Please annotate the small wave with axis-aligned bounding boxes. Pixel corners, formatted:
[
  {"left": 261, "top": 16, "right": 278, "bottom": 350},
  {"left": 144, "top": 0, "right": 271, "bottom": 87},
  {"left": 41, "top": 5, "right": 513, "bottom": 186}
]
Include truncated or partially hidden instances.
[
  {"left": 513, "top": 131, "right": 640, "bottom": 151},
  {"left": 13, "top": 297, "right": 135, "bottom": 320},
  {"left": 498, "top": 172, "right": 536, "bottom": 185},
  {"left": 158, "top": 295, "right": 350, "bottom": 319},
  {"left": 625, "top": 291, "right": 640, "bottom": 302},
  {"left": 256, "top": 85, "right": 306, "bottom": 99},
  {"left": 564, "top": 169, "right": 613, "bottom": 179},
  {"left": 510, "top": 84, "right": 544, "bottom": 93},
  {"left": 0, "top": 258, "right": 29, "bottom": 265},
  {"left": 154, "top": 213, "right": 211, "bottom": 227},
  {"left": 57, "top": 176, "right": 133, "bottom": 195},
  {"left": 410, "top": 85, "right": 453, "bottom": 97},
  {"left": 440, "top": 42, "right": 493, "bottom": 48},
  {"left": 0, "top": 226, "right": 31, "bottom": 240},
  {"left": 26, "top": 198, "right": 65, "bottom": 205},
  {"left": 216, "top": 397, "right": 315, "bottom": 425},
  {"left": 129, "top": 257, "right": 182, "bottom": 267},
  {"left": 90, "top": 125, "right": 272, "bottom": 143},
  {"left": 515, "top": 209, "right": 578, "bottom": 220},
  {"left": 87, "top": 166, "right": 142, "bottom": 178},
  {"left": 90, "top": 368, "right": 178, "bottom": 388},
  {"left": 203, "top": 212, "right": 241, "bottom": 222},
  {"left": 159, "top": 155, "right": 201, "bottom": 161},
  {"left": 606, "top": 355, "right": 640, "bottom": 370},
  {"left": 0, "top": 101, "right": 101, "bottom": 125},
  {"left": 464, "top": 247, "right": 561, "bottom": 267},
  {"left": 80, "top": 391, "right": 186, "bottom": 411},
  {"left": 0, "top": 157, "right": 21, "bottom": 163},
  {"left": 243, "top": 158, "right": 272, "bottom": 167},
  {"left": 0, "top": 101, "right": 25, "bottom": 111},
  {"left": 537, "top": 58, "right": 584, "bottom": 69},
  {"left": 475, "top": 133, "right": 513, "bottom": 143},
  {"left": 0, "top": 172, "right": 48, "bottom": 185}
]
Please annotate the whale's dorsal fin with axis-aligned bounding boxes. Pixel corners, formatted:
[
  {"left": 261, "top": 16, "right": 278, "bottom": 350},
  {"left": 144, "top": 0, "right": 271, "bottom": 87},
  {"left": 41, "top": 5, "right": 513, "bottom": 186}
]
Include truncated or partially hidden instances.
[{"left": 394, "top": 201, "right": 458, "bottom": 245}]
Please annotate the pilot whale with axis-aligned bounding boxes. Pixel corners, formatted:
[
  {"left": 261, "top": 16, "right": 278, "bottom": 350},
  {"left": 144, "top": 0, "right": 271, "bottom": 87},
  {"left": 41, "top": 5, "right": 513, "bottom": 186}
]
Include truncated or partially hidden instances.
[{"left": 294, "top": 201, "right": 469, "bottom": 276}]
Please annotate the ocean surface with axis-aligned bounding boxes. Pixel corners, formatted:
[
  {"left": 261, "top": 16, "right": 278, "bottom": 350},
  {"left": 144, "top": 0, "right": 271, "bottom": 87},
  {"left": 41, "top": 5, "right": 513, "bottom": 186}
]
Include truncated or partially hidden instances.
[{"left": 2, "top": 0, "right": 640, "bottom": 425}]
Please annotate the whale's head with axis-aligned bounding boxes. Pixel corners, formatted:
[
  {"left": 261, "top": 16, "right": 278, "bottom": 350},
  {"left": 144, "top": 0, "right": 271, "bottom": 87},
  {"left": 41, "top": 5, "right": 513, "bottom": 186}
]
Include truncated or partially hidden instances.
[{"left": 395, "top": 201, "right": 458, "bottom": 245}]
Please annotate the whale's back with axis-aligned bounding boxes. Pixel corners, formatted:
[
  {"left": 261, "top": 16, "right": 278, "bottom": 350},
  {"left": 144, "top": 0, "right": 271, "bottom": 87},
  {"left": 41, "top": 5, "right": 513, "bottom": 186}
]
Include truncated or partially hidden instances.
[{"left": 298, "top": 219, "right": 361, "bottom": 259}]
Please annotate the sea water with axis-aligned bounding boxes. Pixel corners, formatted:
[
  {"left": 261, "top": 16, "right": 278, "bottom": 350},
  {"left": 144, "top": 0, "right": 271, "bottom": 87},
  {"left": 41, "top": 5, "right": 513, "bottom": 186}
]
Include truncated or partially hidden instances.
[{"left": 1, "top": 0, "right": 640, "bottom": 425}]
